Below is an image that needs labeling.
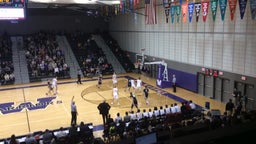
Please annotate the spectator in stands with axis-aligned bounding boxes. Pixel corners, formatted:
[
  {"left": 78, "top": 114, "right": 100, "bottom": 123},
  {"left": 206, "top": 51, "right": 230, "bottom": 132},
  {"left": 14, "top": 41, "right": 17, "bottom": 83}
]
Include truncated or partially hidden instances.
[
  {"left": 9, "top": 134, "right": 19, "bottom": 144},
  {"left": 68, "top": 124, "right": 78, "bottom": 144},
  {"left": 225, "top": 99, "right": 235, "bottom": 116},
  {"left": 24, "top": 133, "right": 37, "bottom": 144},
  {"left": 123, "top": 111, "right": 131, "bottom": 123},
  {"left": 114, "top": 113, "right": 123, "bottom": 125},
  {"left": 55, "top": 127, "right": 68, "bottom": 143},
  {"left": 42, "top": 129, "right": 54, "bottom": 144}
]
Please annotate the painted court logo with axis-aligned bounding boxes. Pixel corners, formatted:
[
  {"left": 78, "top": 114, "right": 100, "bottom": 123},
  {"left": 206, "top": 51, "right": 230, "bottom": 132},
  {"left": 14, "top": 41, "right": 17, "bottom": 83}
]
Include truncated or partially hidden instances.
[{"left": 0, "top": 97, "right": 56, "bottom": 115}]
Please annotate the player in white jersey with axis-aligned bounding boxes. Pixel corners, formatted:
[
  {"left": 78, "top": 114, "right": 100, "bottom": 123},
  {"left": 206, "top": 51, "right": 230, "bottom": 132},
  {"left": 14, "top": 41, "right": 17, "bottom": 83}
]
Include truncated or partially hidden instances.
[
  {"left": 136, "top": 77, "right": 142, "bottom": 93},
  {"left": 112, "top": 72, "right": 118, "bottom": 87},
  {"left": 112, "top": 85, "right": 119, "bottom": 105},
  {"left": 130, "top": 79, "right": 136, "bottom": 90},
  {"left": 52, "top": 76, "right": 58, "bottom": 95}
]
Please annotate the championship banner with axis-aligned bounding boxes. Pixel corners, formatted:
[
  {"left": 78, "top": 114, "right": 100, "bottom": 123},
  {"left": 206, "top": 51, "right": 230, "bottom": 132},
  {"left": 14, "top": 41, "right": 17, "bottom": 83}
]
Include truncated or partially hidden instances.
[
  {"left": 171, "top": 5, "right": 176, "bottom": 23},
  {"left": 182, "top": 3, "right": 188, "bottom": 23},
  {"left": 157, "top": 65, "right": 171, "bottom": 88},
  {"left": 250, "top": 0, "right": 256, "bottom": 20},
  {"left": 195, "top": 3, "right": 202, "bottom": 22},
  {"left": 239, "top": 0, "right": 247, "bottom": 20},
  {"left": 210, "top": 0, "right": 218, "bottom": 22},
  {"left": 176, "top": 5, "right": 181, "bottom": 23},
  {"left": 219, "top": 0, "right": 227, "bottom": 21},
  {"left": 188, "top": 3, "right": 195, "bottom": 23},
  {"left": 229, "top": 0, "right": 237, "bottom": 21},
  {"left": 202, "top": 1, "right": 210, "bottom": 22}
]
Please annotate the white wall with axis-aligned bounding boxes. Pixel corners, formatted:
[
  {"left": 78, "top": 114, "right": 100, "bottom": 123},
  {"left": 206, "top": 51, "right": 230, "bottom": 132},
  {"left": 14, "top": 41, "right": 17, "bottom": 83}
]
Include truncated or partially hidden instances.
[{"left": 109, "top": 1, "right": 256, "bottom": 78}]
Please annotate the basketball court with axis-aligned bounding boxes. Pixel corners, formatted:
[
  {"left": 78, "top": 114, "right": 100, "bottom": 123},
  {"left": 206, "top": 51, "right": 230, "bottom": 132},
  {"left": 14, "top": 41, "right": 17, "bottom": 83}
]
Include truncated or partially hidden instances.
[{"left": 0, "top": 73, "right": 225, "bottom": 139}]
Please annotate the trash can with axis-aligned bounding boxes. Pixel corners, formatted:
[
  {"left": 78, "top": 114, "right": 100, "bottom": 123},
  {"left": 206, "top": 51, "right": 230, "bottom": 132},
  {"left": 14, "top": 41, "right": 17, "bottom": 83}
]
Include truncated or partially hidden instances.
[{"left": 205, "top": 102, "right": 210, "bottom": 109}]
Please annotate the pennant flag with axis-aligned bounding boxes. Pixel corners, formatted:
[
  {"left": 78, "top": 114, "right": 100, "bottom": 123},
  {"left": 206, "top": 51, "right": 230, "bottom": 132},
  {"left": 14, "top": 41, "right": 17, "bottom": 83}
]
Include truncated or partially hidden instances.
[
  {"left": 129, "top": 0, "right": 133, "bottom": 10},
  {"left": 202, "top": 1, "right": 210, "bottom": 22},
  {"left": 229, "top": 0, "right": 237, "bottom": 21},
  {"left": 176, "top": 5, "right": 181, "bottom": 23},
  {"left": 219, "top": 0, "right": 227, "bottom": 21},
  {"left": 163, "top": 0, "right": 171, "bottom": 23},
  {"left": 145, "top": 0, "right": 157, "bottom": 24},
  {"left": 188, "top": 3, "right": 195, "bottom": 23},
  {"left": 165, "top": 8, "right": 170, "bottom": 23},
  {"left": 195, "top": 3, "right": 202, "bottom": 22},
  {"left": 238, "top": 0, "right": 247, "bottom": 19},
  {"left": 134, "top": 10, "right": 138, "bottom": 24},
  {"left": 210, "top": 0, "right": 218, "bottom": 22},
  {"left": 182, "top": 3, "right": 188, "bottom": 23},
  {"left": 120, "top": 1, "right": 125, "bottom": 14},
  {"left": 250, "top": 0, "right": 256, "bottom": 20},
  {"left": 171, "top": 5, "right": 176, "bottom": 23}
]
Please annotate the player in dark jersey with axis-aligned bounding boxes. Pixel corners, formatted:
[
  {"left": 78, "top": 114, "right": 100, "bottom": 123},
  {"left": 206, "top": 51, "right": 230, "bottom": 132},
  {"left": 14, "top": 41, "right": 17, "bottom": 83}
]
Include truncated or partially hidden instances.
[
  {"left": 143, "top": 86, "right": 149, "bottom": 105},
  {"left": 47, "top": 79, "right": 54, "bottom": 95},
  {"left": 130, "top": 92, "right": 139, "bottom": 112},
  {"left": 97, "top": 74, "right": 103, "bottom": 88}
]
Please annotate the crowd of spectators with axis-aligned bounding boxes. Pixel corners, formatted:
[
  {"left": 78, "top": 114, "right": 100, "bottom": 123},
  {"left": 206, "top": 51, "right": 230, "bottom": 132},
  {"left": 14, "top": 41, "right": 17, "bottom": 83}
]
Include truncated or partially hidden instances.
[
  {"left": 101, "top": 33, "right": 135, "bottom": 73},
  {"left": 0, "top": 33, "right": 15, "bottom": 85},
  {"left": 66, "top": 32, "right": 114, "bottom": 77},
  {"left": 23, "top": 31, "right": 70, "bottom": 82}
]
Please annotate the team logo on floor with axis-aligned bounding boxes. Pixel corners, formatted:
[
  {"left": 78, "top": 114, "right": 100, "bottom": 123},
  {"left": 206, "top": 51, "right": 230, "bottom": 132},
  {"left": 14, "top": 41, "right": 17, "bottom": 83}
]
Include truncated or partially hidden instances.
[{"left": 0, "top": 97, "right": 57, "bottom": 115}]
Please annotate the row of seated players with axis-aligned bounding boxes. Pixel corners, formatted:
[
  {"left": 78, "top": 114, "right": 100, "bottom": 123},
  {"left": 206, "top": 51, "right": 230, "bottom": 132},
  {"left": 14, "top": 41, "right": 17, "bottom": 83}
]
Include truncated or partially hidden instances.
[
  {"left": 3, "top": 122, "right": 94, "bottom": 144},
  {"left": 66, "top": 32, "right": 114, "bottom": 77},
  {"left": 23, "top": 31, "right": 70, "bottom": 81},
  {"left": 102, "top": 101, "right": 256, "bottom": 142},
  {"left": 102, "top": 101, "right": 200, "bottom": 141},
  {"left": 0, "top": 33, "right": 15, "bottom": 85}
]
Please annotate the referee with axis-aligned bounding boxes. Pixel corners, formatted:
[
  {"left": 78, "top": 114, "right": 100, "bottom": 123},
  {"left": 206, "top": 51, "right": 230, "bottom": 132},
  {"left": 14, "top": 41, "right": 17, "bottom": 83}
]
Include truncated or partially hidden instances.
[{"left": 71, "top": 96, "right": 78, "bottom": 125}]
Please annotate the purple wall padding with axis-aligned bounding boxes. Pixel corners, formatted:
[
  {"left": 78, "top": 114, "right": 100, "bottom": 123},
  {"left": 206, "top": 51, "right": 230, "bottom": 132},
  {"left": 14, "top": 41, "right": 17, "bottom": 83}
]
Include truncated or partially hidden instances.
[{"left": 168, "top": 68, "right": 198, "bottom": 93}]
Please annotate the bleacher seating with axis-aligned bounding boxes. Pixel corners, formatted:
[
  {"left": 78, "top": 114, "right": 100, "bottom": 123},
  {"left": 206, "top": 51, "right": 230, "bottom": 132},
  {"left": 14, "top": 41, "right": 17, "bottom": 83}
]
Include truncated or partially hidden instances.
[
  {"left": 23, "top": 31, "right": 70, "bottom": 82},
  {"left": 101, "top": 32, "right": 135, "bottom": 73},
  {"left": 0, "top": 33, "right": 15, "bottom": 85},
  {"left": 66, "top": 32, "right": 114, "bottom": 77}
]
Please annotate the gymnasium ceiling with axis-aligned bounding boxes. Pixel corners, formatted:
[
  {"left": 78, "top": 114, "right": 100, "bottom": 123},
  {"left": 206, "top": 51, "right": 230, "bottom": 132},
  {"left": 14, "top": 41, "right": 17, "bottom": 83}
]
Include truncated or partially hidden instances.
[{"left": 27, "top": 0, "right": 120, "bottom": 15}]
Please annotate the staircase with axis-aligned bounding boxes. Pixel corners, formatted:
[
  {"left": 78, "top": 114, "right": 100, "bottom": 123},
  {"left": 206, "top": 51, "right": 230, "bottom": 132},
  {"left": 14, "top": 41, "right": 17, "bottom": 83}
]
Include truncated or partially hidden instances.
[
  {"left": 92, "top": 35, "right": 126, "bottom": 74},
  {"left": 11, "top": 36, "right": 30, "bottom": 84},
  {"left": 56, "top": 35, "right": 82, "bottom": 79}
]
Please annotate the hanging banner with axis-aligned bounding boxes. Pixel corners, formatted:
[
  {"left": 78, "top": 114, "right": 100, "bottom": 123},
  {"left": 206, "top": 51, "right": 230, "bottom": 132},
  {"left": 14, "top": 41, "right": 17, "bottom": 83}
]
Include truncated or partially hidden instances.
[
  {"left": 219, "top": 0, "right": 227, "bottom": 21},
  {"left": 171, "top": 5, "right": 176, "bottom": 23},
  {"left": 210, "top": 0, "right": 218, "bottom": 22},
  {"left": 163, "top": 0, "right": 171, "bottom": 23},
  {"left": 182, "top": 3, "right": 188, "bottom": 23},
  {"left": 238, "top": 0, "right": 247, "bottom": 20},
  {"left": 188, "top": 3, "right": 195, "bottom": 23},
  {"left": 176, "top": 5, "right": 181, "bottom": 23},
  {"left": 250, "top": 0, "right": 256, "bottom": 20},
  {"left": 120, "top": 1, "right": 126, "bottom": 14},
  {"left": 229, "top": 0, "right": 237, "bottom": 21},
  {"left": 134, "top": 10, "right": 138, "bottom": 24},
  {"left": 165, "top": 8, "right": 170, "bottom": 23},
  {"left": 202, "top": 1, "right": 210, "bottom": 22},
  {"left": 195, "top": 3, "right": 202, "bottom": 22}
]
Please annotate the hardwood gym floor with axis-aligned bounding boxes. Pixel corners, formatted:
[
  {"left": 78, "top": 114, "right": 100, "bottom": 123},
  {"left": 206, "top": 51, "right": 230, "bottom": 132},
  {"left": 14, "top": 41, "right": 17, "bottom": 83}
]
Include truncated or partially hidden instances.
[{"left": 0, "top": 73, "right": 225, "bottom": 139}]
